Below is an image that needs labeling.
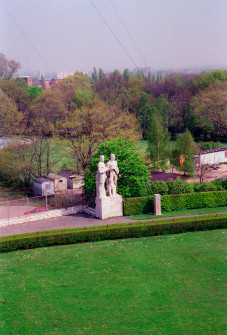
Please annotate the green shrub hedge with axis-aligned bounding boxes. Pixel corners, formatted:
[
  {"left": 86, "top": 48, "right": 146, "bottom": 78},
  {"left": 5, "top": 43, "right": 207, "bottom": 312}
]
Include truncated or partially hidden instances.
[
  {"left": 1, "top": 214, "right": 226, "bottom": 253},
  {"left": 123, "top": 190, "right": 227, "bottom": 215},
  {"left": 161, "top": 191, "right": 227, "bottom": 212},
  {"left": 123, "top": 196, "right": 154, "bottom": 216},
  {"left": 147, "top": 176, "right": 227, "bottom": 196}
]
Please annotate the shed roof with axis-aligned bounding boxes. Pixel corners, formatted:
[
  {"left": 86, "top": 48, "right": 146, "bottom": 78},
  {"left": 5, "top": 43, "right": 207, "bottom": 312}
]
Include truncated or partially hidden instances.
[
  {"left": 46, "top": 173, "right": 66, "bottom": 181},
  {"left": 34, "top": 177, "right": 49, "bottom": 184},
  {"left": 199, "top": 147, "right": 227, "bottom": 154}
]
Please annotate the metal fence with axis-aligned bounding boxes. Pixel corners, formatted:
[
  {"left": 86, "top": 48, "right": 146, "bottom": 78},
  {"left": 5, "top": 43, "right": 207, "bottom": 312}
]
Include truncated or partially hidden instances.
[{"left": 0, "top": 190, "right": 83, "bottom": 220}]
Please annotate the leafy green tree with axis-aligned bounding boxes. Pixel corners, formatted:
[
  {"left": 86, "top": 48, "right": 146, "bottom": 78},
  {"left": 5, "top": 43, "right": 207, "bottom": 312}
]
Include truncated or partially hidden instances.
[
  {"left": 192, "top": 82, "right": 227, "bottom": 137},
  {"left": 0, "top": 78, "right": 30, "bottom": 114},
  {"left": 123, "top": 68, "right": 132, "bottom": 82},
  {"left": 147, "top": 113, "right": 171, "bottom": 171},
  {"left": 27, "top": 85, "right": 44, "bottom": 98},
  {"left": 172, "top": 129, "right": 198, "bottom": 175},
  {"left": 135, "top": 92, "right": 153, "bottom": 139},
  {"left": 0, "top": 53, "right": 20, "bottom": 79},
  {"left": 62, "top": 101, "right": 141, "bottom": 171},
  {"left": 0, "top": 89, "right": 23, "bottom": 135},
  {"left": 92, "top": 67, "right": 99, "bottom": 84},
  {"left": 29, "top": 89, "right": 67, "bottom": 136},
  {"left": 84, "top": 138, "right": 149, "bottom": 198}
]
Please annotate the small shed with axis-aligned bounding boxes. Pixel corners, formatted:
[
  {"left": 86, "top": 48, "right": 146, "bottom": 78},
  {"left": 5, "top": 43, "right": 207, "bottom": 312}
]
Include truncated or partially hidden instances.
[
  {"left": 197, "top": 147, "right": 227, "bottom": 165},
  {"left": 58, "top": 170, "right": 84, "bottom": 189},
  {"left": 46, "top": 173, "right": 67, "bottom": 192},
  {"left": 33, "top": 177, "right": 54, "bottom": 196}
]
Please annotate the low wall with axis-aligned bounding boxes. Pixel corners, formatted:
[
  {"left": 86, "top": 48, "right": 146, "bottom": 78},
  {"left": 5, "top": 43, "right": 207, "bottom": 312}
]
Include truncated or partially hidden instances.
[{"left": 0, "top": 206, "right": 83, "bottom": 228}]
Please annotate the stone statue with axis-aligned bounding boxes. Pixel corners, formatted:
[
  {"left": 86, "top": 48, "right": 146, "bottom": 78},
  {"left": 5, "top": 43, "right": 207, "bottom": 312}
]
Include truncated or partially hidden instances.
[
  {"left": 106, "top": 154, "right": 119, "bottom": 197},
  {"left": 95, "top": 153, "right": 122, "bottom": 219},
  {"left": 96, "top": 155, "right": 107, "bottom": 198}
]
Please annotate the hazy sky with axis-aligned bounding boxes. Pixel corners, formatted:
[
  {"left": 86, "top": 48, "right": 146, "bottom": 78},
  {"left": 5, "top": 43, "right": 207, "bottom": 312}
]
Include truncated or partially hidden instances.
[{"left": 1, "top": 0, "right": 227, "bottom": 74}]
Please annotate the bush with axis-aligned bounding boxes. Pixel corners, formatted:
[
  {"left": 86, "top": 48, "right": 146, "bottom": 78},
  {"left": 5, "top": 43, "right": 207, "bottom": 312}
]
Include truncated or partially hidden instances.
[
  {"left": 161, "top": 191, "right": 227, "bottom": 212},
  {"left": 84, "top": 138, "right": 150, "bottom": 199},
  {"left": 167, "top": 177, "right": 191, "bottom": 194},
  {"left": 123, "top": 196, "right": 153, "bottom": 216},
  {"left": 147, "top": 181, "right": 169, "bottom": 195},
  {"left": 1, "top": 215, "right": 226, "bottom": 253},
  {"left": 123, "top": 191, "right": 227, "bottom": 215}
]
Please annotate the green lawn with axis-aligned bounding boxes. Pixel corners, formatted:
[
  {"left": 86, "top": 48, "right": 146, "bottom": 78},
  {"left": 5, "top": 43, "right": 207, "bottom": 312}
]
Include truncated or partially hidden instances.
[
  {"left": 1, "top": 230, "right": 226, "bottom": 334},
  {"left": 130, "top": 206, "right": 227, "bottom": 220}
]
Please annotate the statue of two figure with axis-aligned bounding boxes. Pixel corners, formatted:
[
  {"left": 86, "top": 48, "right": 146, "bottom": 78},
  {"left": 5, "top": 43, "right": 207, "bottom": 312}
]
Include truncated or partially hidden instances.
[{"left": 96, "top": 154, "right": 119, "bottom": 198}]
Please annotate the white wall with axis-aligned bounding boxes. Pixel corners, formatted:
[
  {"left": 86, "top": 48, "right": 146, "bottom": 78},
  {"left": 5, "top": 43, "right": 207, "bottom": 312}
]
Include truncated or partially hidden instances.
[{"left": 198, "top": 151, "right": 227, "bottom": 164}]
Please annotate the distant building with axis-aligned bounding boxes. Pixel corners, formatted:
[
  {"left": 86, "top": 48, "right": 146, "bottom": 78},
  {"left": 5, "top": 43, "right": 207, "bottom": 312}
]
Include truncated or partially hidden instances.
[
  {"left": 57, "top": 72, "right": 74, "bottom": 79},
  {"left": 197, "top": 147, "right": 227, "bottom": 165},
  {"left": 33, "top": 178, "right": 54, "bottom": 196},
  {"left": 20, "top": 76, "right": 33, "bottom": 87}
]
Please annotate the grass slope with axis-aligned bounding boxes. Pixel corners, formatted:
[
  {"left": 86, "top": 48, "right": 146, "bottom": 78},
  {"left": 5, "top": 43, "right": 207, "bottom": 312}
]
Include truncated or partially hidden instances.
[{"left": 0, "top": 230, "right": 226, "bottom": 334}]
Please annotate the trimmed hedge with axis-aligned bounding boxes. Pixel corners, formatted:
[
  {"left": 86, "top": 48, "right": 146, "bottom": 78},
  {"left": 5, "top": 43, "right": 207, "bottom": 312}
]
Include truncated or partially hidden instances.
[
  {"left": 123, "top": 196, "right": 154, "bottom": 216},
  {"left": 162, "top": 191, "right": 227, "bottom": 212},
  {"left": 0, "top": 214, "right": 226, "bottom": 253},
  {"left": 123, "top": 190, "right": 227, "bottom": 215}
]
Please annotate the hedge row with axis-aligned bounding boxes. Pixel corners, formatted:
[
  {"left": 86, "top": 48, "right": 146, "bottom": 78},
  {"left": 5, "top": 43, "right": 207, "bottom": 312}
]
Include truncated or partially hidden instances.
[
  {"left": 162, "top": 191, "right": 227, "bottom": 212},
  {"left": 123, "top": 190, "right": 227, "bottom": 215},
  {"left": 0, "top": 214, "right": 226, "bottom": 253},
  {"left": 147, "top": 177, "right": 227, "bottom": 196},
  {"left": 123, "top": 196, "right": 154, "bottom": 216}
]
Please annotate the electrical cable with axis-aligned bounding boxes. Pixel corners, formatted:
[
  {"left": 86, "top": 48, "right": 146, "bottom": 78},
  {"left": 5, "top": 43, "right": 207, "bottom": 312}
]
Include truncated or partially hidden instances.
[
  {"left": 0, "top": 2, "right": 55, "bottom": 75},
  {"left": 89, "top": 0, "right": 139, "bottom": 69},
  {"left": 109, "top": 0, "right": 145, "bottom": 64}
]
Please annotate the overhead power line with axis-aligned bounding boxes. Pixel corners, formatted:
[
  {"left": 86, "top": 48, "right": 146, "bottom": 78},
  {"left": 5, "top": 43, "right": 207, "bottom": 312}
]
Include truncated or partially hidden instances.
[
  {"left": 89, "top": 0, "right": 139, "bottom": 69},
  {"left": 0, "top": 2, "right": 55, "bottom": 74},
  {"left": 109, "top": 0, "right": 145, "bottom": 64}
]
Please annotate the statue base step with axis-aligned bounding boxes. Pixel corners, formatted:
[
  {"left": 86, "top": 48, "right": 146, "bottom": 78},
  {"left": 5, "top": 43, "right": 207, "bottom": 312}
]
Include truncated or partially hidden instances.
[{"left": 95, "top": 194, "right": 123, "bottom": 219}]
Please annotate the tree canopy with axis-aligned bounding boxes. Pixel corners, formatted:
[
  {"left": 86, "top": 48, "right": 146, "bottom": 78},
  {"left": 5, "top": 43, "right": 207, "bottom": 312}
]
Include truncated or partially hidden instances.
[{"left": 84, "top": 138, "right": 150, "bottom": 198}]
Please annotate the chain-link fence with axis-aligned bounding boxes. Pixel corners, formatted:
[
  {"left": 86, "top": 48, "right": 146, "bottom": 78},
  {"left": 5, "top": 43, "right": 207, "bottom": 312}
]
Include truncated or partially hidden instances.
[{"left": 0, "top": 189, "right": 83, "bottom": 220}]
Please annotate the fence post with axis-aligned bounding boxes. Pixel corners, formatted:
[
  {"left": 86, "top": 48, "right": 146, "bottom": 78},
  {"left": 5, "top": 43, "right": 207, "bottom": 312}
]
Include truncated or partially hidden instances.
[
  {"left": 64, "top": 192, "right": 66, "bottom": 209},
  {"left": 26, "top": 196, "right": 29, "bottom": 213},
  {"left": 45, "top": 194, "right": 48, "bottom": 210},
  {"left": 7, "top": 199, "right": 9, "bottom": 220}
]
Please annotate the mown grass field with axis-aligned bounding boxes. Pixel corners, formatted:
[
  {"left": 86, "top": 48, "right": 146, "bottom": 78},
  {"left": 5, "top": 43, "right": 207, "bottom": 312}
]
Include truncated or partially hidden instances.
[{"left": 1, "top": 229, "right": 226, "bottom": 334}]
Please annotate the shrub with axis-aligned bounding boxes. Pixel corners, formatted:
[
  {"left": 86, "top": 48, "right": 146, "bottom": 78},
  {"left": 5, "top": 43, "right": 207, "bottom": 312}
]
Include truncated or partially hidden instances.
[
  {"left": 147, "top": 181, "right": 169, "bottom": 195},
  {"left": 123, "top": 196, "right": 153, "bottom": 216},
  {"left": 167, "top": 177, "right": 191, "bottom": 194},
  {"left": 161, "top": 191, "right": 227, "bottom": 212}
]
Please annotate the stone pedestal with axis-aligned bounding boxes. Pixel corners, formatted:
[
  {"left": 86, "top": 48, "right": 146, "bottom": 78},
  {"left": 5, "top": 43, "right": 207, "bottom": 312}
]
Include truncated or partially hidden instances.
[
  {"left": 154, "top": 194, "right": 162, "bottom": 215},
  {"left": 95, "top": 194, "right": 123, "bottom": 219}
]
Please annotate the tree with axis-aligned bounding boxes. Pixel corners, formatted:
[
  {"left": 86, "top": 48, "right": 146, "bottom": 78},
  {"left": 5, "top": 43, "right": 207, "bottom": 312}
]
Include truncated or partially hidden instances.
[
  {"left": 27, "top": 85, "right": 44, "bottom": 99},
  {"left": 135, "top": 92, "right": 154, "bottom": 139},
  {"left": 123, "top": 68, "right": 132, "bottom": 82},
  {"left": 62, "top": 101, "right": 141, "bottom": 171},
  {"left": 92, "top": 67, "right": 99, "bottom": 84},
  {"left": 169, "top": 89, "right": 192, "bottom": 131},
  {"left": 172, "top": 129, "right": 198, "bottom": 175},
  {"left": 29, "top": 89, "right": 67, "bottom": 136},
  {"left": 84, "top": 138, "right": 149, "bottom": 198},
  {"left": 0, "top": 53, "right": 20, "bottom": 79},
  {"left": 196, "top": 164, "right": 211, "bottom": 184},
  {"left": 0, "top": 77, "right": 30, "bottom": 115},
  {"left": 0, "top": 89, "right": 23, "bottom": 135},
  {"left": 0, "top": 137, "right": 64, "bottom": 189},
  {"left": 192, "top": 82, "right": 227, "bottom": 137},
  {"left": 147, "top": 113, "right": 171, "bottom": 171}
]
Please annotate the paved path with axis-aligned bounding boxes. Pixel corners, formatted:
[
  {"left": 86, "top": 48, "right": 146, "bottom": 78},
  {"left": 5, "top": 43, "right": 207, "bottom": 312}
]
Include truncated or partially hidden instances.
[
  {"left": 0, "top": 212, "right": 225, "bottom": 237},
  {"left": 0, "top": 214, "right": 133, "bottom": 236}
]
